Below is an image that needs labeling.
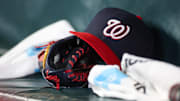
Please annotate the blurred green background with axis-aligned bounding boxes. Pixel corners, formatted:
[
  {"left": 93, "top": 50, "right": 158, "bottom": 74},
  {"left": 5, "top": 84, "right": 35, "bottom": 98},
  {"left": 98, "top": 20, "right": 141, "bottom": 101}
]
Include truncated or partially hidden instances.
[{"left": 0, "top": 0, "right": 179, "bottom": 65}]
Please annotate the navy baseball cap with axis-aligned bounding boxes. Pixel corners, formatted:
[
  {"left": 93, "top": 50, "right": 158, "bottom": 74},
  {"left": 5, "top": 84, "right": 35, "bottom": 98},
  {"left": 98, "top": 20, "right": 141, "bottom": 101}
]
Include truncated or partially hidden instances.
[{"left": 70, "top": 8, "right": 154, "bottom": 70}]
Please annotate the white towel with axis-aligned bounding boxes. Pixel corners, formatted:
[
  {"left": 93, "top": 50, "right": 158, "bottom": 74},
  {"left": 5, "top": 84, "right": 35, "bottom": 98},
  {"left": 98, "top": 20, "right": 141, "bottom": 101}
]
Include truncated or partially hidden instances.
[
  {"left": 88, "top": 65, "right": 162, "bottom": 101},
  {"left": 121, "top": 53, "right": 180, "bottom": 101},
  {"left": 0, "top": 20, "right": 75, "bottom": 79}
]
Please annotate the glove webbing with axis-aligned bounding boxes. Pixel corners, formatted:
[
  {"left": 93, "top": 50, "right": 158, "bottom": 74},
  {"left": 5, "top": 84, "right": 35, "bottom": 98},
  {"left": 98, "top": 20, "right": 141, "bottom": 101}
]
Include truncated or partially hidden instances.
[
  {"left": 64, "top": 45, "right": 90, "bottom": 82},
  {"left": 44, "top": 45, "right": 91, "bottom": 89}
]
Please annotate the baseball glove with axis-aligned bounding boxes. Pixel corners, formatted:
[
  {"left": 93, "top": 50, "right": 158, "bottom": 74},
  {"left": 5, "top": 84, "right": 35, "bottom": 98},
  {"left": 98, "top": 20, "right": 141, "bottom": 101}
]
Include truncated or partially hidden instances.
[{"left": 38, "top": 36, "right": 103, "bottom": 90}]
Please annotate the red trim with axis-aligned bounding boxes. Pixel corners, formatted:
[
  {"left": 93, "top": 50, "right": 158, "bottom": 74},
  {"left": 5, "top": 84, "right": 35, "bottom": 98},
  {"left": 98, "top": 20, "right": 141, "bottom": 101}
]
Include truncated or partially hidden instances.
[
  {"left": 45, "top": 70, "right": 60, "bottom": 90},
  {"left": 36, "top": 41, "right": 56, "bottom": 48},
  {"left": 68, "top": 73, "right": 75, "bottom": 78},
  {"left": 38, "top": 50, "right": 45, "bottom": 62},
  {"left": 79, "top": 48, "right": 85, "bottom": 54},
  {"left": 85, "top": 47, "right": 90, "bottom": 53},
  {"left": 64, "top": 69, "right": 72, "bottom": 73},
  {"left": 65, "top": 50, "right": 69, "bottom": 55},
  {"left": 70, "top": 31, "right": 121, "bottom": 70},
  {"left": 76, "top": 51, "right": 81, "bottom": 57},
  {"left": 68, "top": 60, "right": 74, "bottom": 67},
  {"left": 72, "top": 55, "right": 77, "bottom": 62},
  {"left": 72, "top": 76, "right": 78, "bottom": 81},
  {"left": 62, "top": 58, "right": 65, "bottom": 63},
  {"left": 72, "top": 72, "right": 88, "bottom": 82},
  {"left": 136, "top": 15, "right": 142, "bottom": 20}
]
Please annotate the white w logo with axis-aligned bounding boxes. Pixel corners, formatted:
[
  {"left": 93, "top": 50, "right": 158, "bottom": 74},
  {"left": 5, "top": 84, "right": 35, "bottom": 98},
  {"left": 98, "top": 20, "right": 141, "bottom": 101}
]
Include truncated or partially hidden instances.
[{"left": 103, "top": 19, "right": 130, "bottom": 40}]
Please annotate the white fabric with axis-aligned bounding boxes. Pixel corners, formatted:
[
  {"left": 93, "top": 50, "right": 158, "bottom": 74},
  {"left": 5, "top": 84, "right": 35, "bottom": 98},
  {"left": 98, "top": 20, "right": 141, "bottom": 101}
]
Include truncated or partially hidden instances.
[
  {"left": 0, "top": 20, "right": 75, "bottom": 79},
  {"left": 121, "top": 53, "right": 180, "bottom": 101},
  {"left": 88, "top": 65, "right": 161, "bottom": 101}
]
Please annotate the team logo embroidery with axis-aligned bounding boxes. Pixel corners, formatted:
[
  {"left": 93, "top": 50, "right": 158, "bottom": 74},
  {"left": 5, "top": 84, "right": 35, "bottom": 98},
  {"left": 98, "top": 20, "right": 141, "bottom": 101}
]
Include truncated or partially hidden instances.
[{"left": 103, "top": 19, "right": 130, "bottom": 40}]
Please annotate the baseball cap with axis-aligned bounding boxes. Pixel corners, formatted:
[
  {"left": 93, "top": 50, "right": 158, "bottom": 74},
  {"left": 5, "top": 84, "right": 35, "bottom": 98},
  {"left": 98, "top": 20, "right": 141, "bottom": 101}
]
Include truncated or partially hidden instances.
[{"left": 70, "top": 8, "right": 155, "bottom": 70}]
